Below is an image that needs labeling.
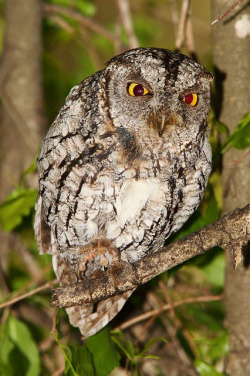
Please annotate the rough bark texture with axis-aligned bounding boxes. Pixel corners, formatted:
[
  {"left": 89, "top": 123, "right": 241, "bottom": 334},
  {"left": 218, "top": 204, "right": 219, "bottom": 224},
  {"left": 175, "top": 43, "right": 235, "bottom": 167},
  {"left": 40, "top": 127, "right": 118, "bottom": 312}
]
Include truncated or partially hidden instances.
[
  {"left": 211, "top": 1, "right": 250, "bottom": 374},
  {"left": 51, "top": 205, "right": 250, "bottom": 307},
  {"left": 0, "top": 0, "right": 46, "bottom": 269}
]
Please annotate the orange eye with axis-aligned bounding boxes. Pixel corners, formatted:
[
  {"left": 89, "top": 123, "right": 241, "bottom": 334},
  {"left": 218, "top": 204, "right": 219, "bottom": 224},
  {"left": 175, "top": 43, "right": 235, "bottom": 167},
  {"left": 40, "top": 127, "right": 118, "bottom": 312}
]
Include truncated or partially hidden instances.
[
  {"left": 128, "top": 83, "right": 149, "bottom": 96},
  {"left": 182, "top": 93, "right": 198, "bottom": 106}
]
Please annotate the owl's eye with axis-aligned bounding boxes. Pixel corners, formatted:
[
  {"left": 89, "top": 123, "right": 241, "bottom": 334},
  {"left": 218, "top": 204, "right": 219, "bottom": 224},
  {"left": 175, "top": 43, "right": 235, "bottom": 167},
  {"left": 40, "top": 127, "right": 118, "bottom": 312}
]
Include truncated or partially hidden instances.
[
  {"left": 182, "top": 93, "right": 198, "bottom": 106},
  {"left": 128, "top": 83, "right": 149, "bottom": 97}
]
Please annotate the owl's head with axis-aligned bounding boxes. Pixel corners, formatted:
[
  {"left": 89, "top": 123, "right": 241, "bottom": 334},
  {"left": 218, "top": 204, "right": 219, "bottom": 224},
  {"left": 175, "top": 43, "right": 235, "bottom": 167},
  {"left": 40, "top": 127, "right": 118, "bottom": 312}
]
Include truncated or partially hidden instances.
[{"left": 104, "top": 48, "right": 213, "bottom": 142}]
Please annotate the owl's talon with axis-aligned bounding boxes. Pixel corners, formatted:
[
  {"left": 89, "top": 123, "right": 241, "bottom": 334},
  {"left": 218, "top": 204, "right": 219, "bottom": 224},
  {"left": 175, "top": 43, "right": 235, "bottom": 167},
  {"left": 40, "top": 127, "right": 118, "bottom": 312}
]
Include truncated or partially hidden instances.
[{"left": 76, "top": 238, "right": 120, "bottom": 278}]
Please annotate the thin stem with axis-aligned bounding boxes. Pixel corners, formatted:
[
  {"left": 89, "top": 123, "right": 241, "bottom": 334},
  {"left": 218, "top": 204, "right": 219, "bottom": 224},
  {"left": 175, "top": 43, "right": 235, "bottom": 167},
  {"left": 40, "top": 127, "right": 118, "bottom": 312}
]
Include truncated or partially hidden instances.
[
  {"left": 211, "top": 0, "right": 244, "bottom": 26},
  {"left": 0, "top": 280, "right": 58, "bottom": 310},
  {"left": 175, "top": 0, "right": 191, "bottom": 50},
  {"left": 44, "top": 3, "right": 116, "bottom": 43},
  {"left": 116, "top": 0, "right": 139, "bottom": 48},
  {"left": 115, "top": 294, "right": 222, "bottom": 331}
]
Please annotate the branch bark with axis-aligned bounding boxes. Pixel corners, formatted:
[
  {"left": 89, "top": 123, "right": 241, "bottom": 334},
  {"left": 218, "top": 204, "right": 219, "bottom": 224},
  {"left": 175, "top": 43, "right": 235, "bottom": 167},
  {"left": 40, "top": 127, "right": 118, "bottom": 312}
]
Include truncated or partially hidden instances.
[{"left": 51, "top": 205, "right": 250, "bottom": 308}]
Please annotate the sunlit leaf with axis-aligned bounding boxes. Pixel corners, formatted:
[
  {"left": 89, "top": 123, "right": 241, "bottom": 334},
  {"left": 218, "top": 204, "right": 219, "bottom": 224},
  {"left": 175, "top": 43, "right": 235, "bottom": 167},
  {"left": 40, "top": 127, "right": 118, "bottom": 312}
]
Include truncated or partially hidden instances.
[
  {"left": 207, "top": 331, "right": 229, "bottom": 360},
  {"left": 0, "top": 188, "right": 37, "bottom": 231},
  {"left": 195, "top": 359, "right": 225, "bottom": 376},
  {"left": 221, "top": 111, "right": 250, "bottom": 153}
]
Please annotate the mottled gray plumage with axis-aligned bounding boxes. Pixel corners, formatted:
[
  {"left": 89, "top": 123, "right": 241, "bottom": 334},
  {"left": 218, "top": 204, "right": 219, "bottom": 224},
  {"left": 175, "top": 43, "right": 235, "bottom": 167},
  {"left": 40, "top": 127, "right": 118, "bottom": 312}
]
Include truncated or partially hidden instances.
[{"left": 35, "top": 47, "right": 213, "bottom": 337}]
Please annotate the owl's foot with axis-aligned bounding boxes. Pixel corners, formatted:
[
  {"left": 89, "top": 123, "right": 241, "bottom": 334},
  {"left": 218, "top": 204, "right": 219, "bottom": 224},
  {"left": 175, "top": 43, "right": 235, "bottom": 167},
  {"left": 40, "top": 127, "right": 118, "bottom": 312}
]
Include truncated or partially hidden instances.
[{"left": 77, "top": 238, "right": 120, "bottom": 278}]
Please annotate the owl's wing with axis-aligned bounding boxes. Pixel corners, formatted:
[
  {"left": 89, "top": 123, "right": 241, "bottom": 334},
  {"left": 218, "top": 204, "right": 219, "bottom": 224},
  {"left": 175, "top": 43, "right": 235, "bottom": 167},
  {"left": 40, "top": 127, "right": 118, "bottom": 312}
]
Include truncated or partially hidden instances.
[{"left": 34, "top": 194, "right": 53, "bottom": 255}]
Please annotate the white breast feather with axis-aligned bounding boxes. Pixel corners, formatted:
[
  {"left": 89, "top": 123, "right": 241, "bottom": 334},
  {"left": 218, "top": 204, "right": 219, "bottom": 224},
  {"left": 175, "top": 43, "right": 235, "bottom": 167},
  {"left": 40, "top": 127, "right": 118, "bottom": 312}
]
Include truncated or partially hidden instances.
[{"left": 106, "top": 179, "right": 164, "bottom": 239}]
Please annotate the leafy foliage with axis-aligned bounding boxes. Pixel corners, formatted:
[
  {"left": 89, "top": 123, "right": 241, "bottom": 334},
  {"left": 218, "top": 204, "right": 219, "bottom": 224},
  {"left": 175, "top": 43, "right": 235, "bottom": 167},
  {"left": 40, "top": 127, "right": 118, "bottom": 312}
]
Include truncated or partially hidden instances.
[
  {"left": 0, "top": 315, "right": 40, "bottom": 376},
  {"left": 221, "top": 111, "right": 250, "bottom": 153}
]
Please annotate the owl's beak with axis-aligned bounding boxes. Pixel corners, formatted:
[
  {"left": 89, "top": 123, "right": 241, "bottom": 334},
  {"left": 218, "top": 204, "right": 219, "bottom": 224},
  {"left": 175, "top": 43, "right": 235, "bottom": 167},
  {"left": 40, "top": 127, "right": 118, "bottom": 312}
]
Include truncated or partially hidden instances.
[
  {"left": 148, "top": 112, "right": 180, "bottom": 137},
  {"left": 156, "top": 115, "right": 168, "bottom": 137}
]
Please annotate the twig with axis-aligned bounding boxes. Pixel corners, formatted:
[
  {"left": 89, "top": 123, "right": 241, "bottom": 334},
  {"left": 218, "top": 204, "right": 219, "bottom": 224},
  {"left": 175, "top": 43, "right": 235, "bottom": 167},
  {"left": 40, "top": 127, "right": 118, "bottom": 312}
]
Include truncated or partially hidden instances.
[
  {"left": 116, "top": 0, "right": 139, "bottom": 49},
  {"left": 114, "top": 13, "right": 123, "bottom": 54},
  {"left": 175, "top": 0, "right": 191, "bottom": 50},
  {"left": 158, "top": 280, "right": 198, "bottom": 357},
  {"left": 0, "top": 279, "right": 58, "bottom": 310},
  {"left": 43, "top": 3, "right": 117, "bottom": 44},
  {"left": 226, "top": 150, "right": 250, "bottom": 166},
  {"left": 79, "top": 27, "right": 102, "bottom": 70},
  {"left": 115, "top": 295, "right": 222, "bottom": 331},
  {"left": 51, "top": 205, "right": 250, "bottom": 307},
  {"left": 159, "top": 281, "right": 178, "bottom": 332},
  {"left": 47, "top": 15, "right": 74, "bottom": 33},
  {"left": 170, "top": 0, "right": 179, "bottom": 34},
  {"left": 211, "top": 0, "right": 244, "bottom": 26},
  {"left": 185, "top": 10, "right": 198, "bottom": 61},
  {"left": 0, "top": 265, "right": 9, "bottom": 297}
]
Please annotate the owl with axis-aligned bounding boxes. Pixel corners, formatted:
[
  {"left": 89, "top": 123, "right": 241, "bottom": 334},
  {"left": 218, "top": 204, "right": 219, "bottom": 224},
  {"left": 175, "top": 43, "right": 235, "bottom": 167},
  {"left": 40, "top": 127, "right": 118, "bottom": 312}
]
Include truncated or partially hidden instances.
[{"left": 35, "top": 47, "right": 213, "bottom": 338}]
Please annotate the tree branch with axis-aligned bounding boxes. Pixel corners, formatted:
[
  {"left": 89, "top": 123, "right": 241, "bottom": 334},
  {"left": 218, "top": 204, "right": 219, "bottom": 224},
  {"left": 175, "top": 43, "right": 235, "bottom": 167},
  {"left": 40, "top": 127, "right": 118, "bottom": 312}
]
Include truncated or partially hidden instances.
[
  {"left": 116, "top": 0, "right": 139, "bottom": 49},
  {"left": 51, "top": 205, "right": 250, "bottom": 308},
  {"left": 43, "top": 3, "right": 117, "bottom": 44},
  {"left": 175, "top": 0, "right": 191, "bottom": 50}
]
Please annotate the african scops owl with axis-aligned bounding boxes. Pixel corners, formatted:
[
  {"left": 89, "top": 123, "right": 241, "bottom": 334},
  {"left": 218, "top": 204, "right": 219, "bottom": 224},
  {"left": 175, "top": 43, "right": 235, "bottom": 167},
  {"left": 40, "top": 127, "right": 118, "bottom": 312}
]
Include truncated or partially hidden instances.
[{"left": 35, "top": 48, "right": 213, "bottom": 337}]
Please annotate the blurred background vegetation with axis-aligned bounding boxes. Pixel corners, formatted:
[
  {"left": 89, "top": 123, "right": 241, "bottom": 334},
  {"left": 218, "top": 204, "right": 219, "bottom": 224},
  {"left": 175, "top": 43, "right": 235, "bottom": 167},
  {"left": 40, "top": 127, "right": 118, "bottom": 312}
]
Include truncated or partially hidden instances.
[{"left": 0, "top": 0, "right": 249, "bottom": 375}]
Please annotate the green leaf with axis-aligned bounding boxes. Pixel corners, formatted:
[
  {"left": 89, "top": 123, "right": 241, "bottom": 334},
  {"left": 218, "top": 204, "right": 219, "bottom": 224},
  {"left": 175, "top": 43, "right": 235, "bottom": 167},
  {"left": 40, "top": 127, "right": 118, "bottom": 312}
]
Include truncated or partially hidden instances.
[
  {"left": 221, "top": 111, "right": 250, "bottom": 153},
  {"left": 207, "top": 331, "right": 229, "bottom": 360},
  {"left": 201, "top": 252, "right": 225, "bottom": 288},
  {"left": 111, "top": 330, "right": 136, "bottom": 362},
  {"left": 0, "top": 188, "right": 37, "bottom": 231},
  {"left": 62, "top": 345, "right": 95, "bottom": 376},
  {"left": 214, "top": 120, "right": 228, "bottom": 135},
  {"left": 0, "top": 330, "right": 15, "bottom": 376},
  {"left": 86, "top": 327, "right": 120, "bottom": 376},
  {"left": 185, "top": 305, "right": 222, "bottom": 331},
  {"left": 51, "top": 0, "right": 96, "bottom": 16},
  {"left": 53, "top": 333, "right": 79, "bottom": 376},
  {"left": 137, "top": 337, "right": 167, "bottom": 359},
  {"left": 74, "top": 346, "right": 95, "bottom": 376},
  {"left": 0, "top": 316, "right": 41, "bottom": 376},
  {"left": 75, "top": 0, "right": 96, "bottom": 16},
  {"left": 195, "top": 359, "right": 225, "bottom": 376}
]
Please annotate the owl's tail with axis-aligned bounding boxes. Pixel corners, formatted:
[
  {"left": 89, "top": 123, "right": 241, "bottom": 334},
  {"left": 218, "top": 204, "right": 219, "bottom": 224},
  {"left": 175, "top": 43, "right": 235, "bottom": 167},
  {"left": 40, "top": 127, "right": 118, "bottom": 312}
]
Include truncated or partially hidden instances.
[{"left": 66, "top": 290, "right": 133, "bottom": 337}]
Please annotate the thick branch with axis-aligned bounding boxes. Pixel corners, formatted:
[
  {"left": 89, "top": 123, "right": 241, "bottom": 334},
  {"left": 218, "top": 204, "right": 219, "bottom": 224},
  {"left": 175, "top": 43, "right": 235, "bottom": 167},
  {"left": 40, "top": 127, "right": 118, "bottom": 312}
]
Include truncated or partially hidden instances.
[{"left": 51, "top": 205, "right": 250, "bottom": 308}]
